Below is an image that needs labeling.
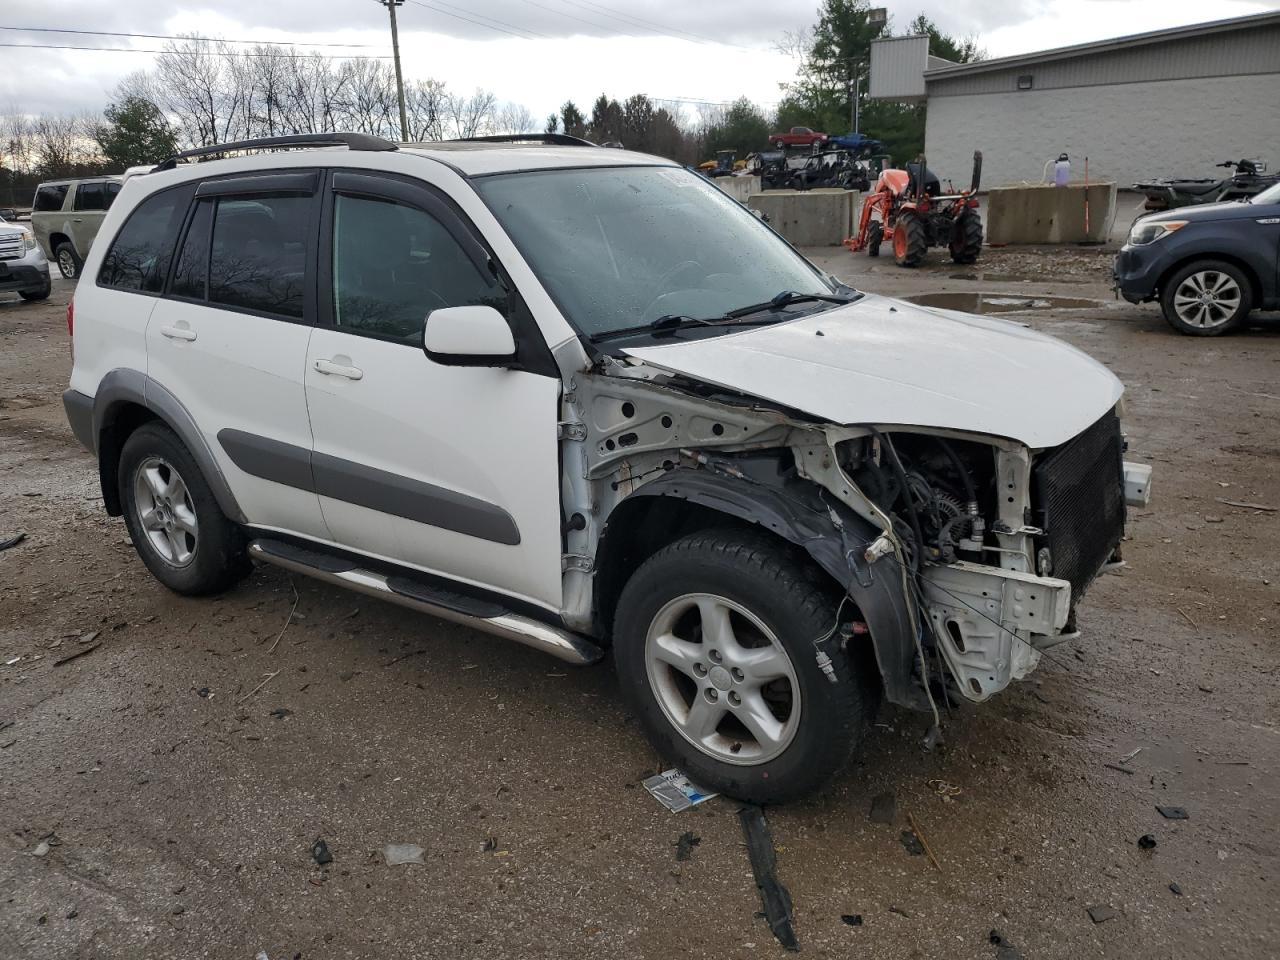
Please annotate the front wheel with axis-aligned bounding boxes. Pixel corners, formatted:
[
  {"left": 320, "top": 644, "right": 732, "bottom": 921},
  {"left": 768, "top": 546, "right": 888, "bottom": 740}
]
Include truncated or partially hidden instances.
[
  {"left": 1159, "top": 260, "right": 1252, "bottom": 336},
  {"left": 613, "top": 530, "right": 878, "bottom": 804},
  {"left": 19, "top": 277, "right": 52, "bottom": 301},
  {"left": 54, "top": 242, "right": 81, "bottom": 280},
  {"left": 893, "top": 213, "right": 929, "bottom": 267},
  {"left": 866, "top": 220, "right": 883, "bottom": 257}
]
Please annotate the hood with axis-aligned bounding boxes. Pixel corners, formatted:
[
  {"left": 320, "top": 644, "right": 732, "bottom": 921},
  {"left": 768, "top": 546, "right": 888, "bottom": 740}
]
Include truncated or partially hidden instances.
[
  {"left": 621, "top": 294, "right": 1123, "bottom": 449},
  {"left": 1146, "top": 199, "right": 1269, "bottom": 224}
]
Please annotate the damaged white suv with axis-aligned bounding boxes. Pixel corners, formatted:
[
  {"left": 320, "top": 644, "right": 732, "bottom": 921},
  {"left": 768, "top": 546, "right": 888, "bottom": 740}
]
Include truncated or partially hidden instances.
[{"left": 63, "top": 133, "right": 1151, "bottom": 803}]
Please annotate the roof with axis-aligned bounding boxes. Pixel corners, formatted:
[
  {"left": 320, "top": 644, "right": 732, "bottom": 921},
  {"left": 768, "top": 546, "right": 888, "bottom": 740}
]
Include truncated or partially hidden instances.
[
  {"left": 400, "top": 142, "right": 675, "bottom": 176},
  {"left": 924, "top": 10, "right": 1280, "bottom": 81}
]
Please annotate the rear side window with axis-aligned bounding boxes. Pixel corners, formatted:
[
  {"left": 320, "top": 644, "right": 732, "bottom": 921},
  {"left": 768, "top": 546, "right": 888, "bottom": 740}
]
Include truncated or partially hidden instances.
[
  {"left": 104, "top": 182, "right": 122, "bottom": 209},
  {"left": 74, "top": 182, "right": 106, "bottom": 211},
  {"left": 209, "top": 197, "right": 310, "bottom": 319},
  {"left": 170, "top": 200, "right": 213, "bottom": 300},
  {"left": 97, "top": 188, "right": 188, "bottom": 293},
  {"left": 33, "top": 184, "right": 68, "bottom": 212}
]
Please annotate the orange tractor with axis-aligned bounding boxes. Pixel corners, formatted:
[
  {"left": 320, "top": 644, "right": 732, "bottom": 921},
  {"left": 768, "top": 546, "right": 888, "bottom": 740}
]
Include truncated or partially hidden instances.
[{"left": 845, "top": 151, "right": 983, "bottom": 267}]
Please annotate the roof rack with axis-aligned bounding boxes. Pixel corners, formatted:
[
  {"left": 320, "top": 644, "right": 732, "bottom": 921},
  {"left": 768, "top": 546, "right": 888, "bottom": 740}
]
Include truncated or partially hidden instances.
[
  {"left": 450, "top": 133, "right": 597, "bottom": 147},
  {"left": 152, "top": 132, "right": 398, "bottom": 172}
]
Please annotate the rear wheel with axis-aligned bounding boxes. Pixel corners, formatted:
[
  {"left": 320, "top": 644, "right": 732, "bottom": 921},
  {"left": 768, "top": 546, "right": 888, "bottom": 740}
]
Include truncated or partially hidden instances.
[
  {"left": 1159, "top": 260, "right": 1251, "bottom": 336},
  {"left": 613, "top": 530, "right": 878, "bottom": 804},
  {"left": 866, "top": 220, "right": 883, "bottom": 257},
  {"left": 119, "top": 422, "right": 249, "bottom": 595},
  {"left": 949, "top": 211, "right": 983, "bottom": 264},
  {"left": 893, "top": 213, "right": 928, "bottom": 267},
  {"left": 54, "top": 242, "right": 81, "bottom": 280}
]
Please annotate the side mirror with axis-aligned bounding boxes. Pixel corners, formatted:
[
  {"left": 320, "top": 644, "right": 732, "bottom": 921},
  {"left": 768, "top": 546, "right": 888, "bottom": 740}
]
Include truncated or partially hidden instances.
[{"left": 423, "top": 305, "right": 516, "bottom": 366}]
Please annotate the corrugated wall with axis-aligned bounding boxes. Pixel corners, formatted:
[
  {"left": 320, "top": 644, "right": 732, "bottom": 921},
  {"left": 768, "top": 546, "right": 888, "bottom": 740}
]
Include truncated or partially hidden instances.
[{"left": 927, "top": 24, "right": 1280, "bottom": 97}]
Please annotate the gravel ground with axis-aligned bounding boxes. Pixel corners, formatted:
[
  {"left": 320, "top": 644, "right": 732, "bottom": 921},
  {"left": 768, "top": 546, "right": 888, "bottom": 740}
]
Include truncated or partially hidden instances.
[{"left": 2, "top": 245, "right": 1278, "bottom": 960}]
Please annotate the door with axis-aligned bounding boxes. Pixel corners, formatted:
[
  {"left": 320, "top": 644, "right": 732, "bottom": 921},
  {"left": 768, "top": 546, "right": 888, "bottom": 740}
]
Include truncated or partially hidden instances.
[
  {"left": 304, "top": 171, "right": 563, "bottom": 610},
  {"left": 70, "top": 181, "right": 109, "bottom": 256},
  {"left": 146, "top": 172, "right": 329, "bottom": 539}
]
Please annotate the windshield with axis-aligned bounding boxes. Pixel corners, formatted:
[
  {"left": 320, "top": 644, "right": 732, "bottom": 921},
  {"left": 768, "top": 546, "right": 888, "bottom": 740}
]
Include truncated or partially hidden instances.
[
  {"left": 474, "top": 166, "right": 839, "bottom": 338},
  {"left": 1253, "top": 182, "right": 1280, "bottom": 205}
]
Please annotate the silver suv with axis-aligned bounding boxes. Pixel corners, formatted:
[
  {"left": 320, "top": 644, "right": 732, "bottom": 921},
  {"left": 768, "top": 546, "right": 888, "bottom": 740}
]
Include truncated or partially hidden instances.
[
  {"left": 31, "top": 175, "right": 123, "bottom": 278},
  {"left": 62, "top": 133, "right": 1151, "bottom": 803}
]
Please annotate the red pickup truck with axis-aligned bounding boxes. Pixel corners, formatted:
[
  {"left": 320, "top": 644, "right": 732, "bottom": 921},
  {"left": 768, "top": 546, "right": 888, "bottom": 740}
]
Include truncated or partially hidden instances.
[{"left": 770, "top": 126, "right": 828, "bottom": 148}]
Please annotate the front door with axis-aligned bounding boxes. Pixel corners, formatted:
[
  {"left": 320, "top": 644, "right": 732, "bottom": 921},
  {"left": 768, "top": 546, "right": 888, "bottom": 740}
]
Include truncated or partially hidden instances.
[
  {"left": 146, "top": 172, "right": 329, "bottom": 539},
  {"left": 303, "top": 170, "right": 563, "bottom": 611}
]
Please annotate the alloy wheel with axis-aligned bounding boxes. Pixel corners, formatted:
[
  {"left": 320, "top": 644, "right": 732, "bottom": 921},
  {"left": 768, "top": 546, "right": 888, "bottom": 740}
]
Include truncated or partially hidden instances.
[
  {"left": 57, "top": 249, "right": 77, "bottom": 278},
  {"left": 644, "top": 593, "right": 800, "bottom": 765},
  {"left": 1173, "top": 270, "right": 1241, "bottom": 329},
  {"left": 133, "top": 456, "right": 198, "bottom": 566}
]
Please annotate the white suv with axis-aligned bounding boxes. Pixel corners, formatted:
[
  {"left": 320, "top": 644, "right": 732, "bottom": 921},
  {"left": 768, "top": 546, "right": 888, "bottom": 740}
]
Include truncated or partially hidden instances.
[{"left": 63, "top": 133, "right": 1152, "bottom": 803}]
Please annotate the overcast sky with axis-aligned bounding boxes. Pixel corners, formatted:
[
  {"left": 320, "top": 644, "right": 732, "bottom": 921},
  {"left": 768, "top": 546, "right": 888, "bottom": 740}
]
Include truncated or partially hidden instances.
[{"left": 1, "top": 0, "right": 1276, "bottom": 123}]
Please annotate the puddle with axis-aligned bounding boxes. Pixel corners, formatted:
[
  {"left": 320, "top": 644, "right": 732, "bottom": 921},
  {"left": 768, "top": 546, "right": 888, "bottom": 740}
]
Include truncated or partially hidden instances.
[{"left": 902, "top": 292, "right": 1105, "bottom": 314}]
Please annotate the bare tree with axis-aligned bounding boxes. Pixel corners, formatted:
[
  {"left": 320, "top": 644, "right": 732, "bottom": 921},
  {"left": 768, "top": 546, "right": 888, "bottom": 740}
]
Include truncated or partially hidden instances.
[
  {"left": 446, "top": 89, "right": 497, "bottom": 139},
  {"left": 491, "top": 102, "right": 536, "bottom": 136},
  {"left": 404, "top": 78, "right": 448, "bottom": 141}
]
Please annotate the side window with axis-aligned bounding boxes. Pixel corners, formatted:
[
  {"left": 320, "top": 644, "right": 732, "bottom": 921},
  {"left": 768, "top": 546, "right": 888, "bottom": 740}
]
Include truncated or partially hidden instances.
[
  {"left": 331, "top": 193, "right": 500, "bottom": 343},
  {"left": 33, "top": 184, "right": 68, "bottom": 212},
  {"left": 74, "top": 182, "right": 105, "bottom": 211},
  {"left": 97, "top": 189, "right": 187, "bottom": 293},
  {"left": 208, "top": 196, "right": 310, "bottom": 319},
  {"left": 171, "top": 200, "right": 213, "bottom": 301},
  {"left": 104, "top": 182, "right": 122, "bottom": 209}
]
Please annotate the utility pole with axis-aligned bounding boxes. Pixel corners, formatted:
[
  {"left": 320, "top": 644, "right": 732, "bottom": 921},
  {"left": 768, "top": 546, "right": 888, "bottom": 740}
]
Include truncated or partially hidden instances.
[{"left": 376, "top": 0, "right": 409, "bottom": 143}]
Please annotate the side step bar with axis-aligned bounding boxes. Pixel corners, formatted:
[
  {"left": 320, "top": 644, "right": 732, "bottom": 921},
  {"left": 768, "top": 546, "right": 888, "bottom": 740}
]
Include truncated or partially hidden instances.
[{"left": 247, "top": 539, "right": 603, "bottom": 666}]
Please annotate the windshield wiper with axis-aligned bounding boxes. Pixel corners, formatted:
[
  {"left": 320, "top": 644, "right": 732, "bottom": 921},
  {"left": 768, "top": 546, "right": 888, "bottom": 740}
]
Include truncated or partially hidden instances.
[
  {"left": 725, "top": 289, "right": 855, "bottom": 319},
  {"left": 590, "top": 312, "right": 787, "bottom": 344}
]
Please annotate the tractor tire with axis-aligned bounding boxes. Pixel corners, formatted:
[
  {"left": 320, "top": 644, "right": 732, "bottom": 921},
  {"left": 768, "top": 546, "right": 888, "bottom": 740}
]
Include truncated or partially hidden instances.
[
  {"left": 866, "top": 220, "right": 882, "bottom": 257},
  {"left": 950, "top": 212, "right": 984, "bottom": 265},
  {"left": 893, "top": 213, "right": 928, "bottom": 268}
]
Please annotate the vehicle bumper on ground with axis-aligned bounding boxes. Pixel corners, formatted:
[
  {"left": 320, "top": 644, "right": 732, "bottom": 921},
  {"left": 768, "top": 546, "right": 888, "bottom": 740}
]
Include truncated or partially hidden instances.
[
  {"left": 1112, "top": 244, "right": 1170, "bottom": 303},
  {"left": 0, "top": 258, "right": 50, "bottom": 292}
]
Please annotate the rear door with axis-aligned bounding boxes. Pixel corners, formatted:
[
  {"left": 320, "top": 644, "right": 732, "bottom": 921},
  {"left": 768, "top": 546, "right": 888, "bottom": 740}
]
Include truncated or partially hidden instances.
[
  {"left": 303, "top": 170, "right": 563, "bottom": 610},
  {"left": 70, "top": 181, "right": 108, "bottom": 256},
  {"left": 145, "top": 171, "right": 329, "bottom": 539}
]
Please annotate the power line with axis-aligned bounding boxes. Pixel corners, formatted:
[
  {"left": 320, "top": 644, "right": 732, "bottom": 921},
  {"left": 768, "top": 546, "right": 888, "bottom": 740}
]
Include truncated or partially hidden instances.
[
  {"left": 402, "top": 0, "right": 544, "bottom": 40},
  {"left": 0, "top": 41, "right": 392, "bottom": 59},
  {"left": 553, "top": 0, "right": 755, "bottom": 52},
  {"left": 0, "top": 25, "right": 385, "bottom": 49},
  {"left": 429, "top": 0, "right": 551, "bottom": 39}
]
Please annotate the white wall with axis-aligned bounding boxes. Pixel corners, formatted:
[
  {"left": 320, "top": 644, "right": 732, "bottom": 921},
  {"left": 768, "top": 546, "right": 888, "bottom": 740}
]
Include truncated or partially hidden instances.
[{"left": 924, "top": 73, "right": 1279, "bottom": 190}]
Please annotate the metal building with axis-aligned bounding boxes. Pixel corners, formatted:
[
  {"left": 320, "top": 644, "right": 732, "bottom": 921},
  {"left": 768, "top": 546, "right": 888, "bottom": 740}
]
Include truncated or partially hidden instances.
[{"left": 869, "top": 12, "right": 1280, "bottom": 189}]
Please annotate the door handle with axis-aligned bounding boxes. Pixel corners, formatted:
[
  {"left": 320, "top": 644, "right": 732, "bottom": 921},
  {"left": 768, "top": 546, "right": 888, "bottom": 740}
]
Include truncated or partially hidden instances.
[
  {"left": 314, "top": 358, "right": 363, "bottom": 380},
  {"left": 72, "top": 218, "right": 83, "bottom": 223},
  {"left": 160, "top": 325, "right": 197, "bottom": 342}
]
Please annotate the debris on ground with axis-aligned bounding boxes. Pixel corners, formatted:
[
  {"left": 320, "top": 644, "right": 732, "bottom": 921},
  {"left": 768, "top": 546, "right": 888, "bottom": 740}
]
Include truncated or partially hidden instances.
[
  {"left": 989, "top": 929, "right": 1026, "bottom": 960},
  {"left": 384, "top": 842, "right": 425, "bottom": 865},
  {"left": 269, "top": 707, "right": 292, "bottom": 720},
  {"left": 899, "top": 830, "right": 925, "bottom": 856},
  {"left": 869, "top": 790, "right": 896, "bottom": 824},
  {"left": 841, "top": 914, "right": 863, "bottom": 926},
  {"left": 927, "top": 779, "right": 962, "bottom": 801},
  {"left": 1119, "top": 747, "right": 1143, "bottom": 764},
  {"left": 674, "top": 831, "right": 701, "bottom": 861},
  {"left": 1169, "top": 882, "right": 1183, "bottom": 896},
  {"left": 0, "top": 532, "right": 26, "bottom": 551},
  {"left": 1214, "top": 497, "right": 1277, "bottom": 512},
  {"left": 908, "top": 812, "right": 943, "bottom": 872},
  {"left": 1103, "top": 763, "right": 1136, "bottom": 774},
  {"left": 53, "top": 640, "right": 101, "bottom": 667},
  {"left": 311, "top": 838, "right": 333, "bottom": 865},
  {"left": 1138, "top": 834, "right": 1158, "bottom": 850},
  {"left": 1156, "top": 805, "right": 1189, "bottom": 820},
  {"left": 32, "top": 840, "right": 50, "bottom": 857},
  {"left": 738, "top": 805, "right": 799, "bottom": 952},
  {"left": 642, "top": 769, "right": 717, "bottom": 812},
  {"left": 1087, "top": 905, "right": 1118, "bottom": 924}
]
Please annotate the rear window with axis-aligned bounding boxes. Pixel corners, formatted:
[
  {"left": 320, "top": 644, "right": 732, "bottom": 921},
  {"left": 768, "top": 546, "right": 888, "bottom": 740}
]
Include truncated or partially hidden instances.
[
  {"left": 33, "top": 184, "right": 68, "bottom": 212},
  {"left": 97, "top": 187, "right": 190, "bottom": 293},
  {"left": 74, "top": 182, "right": 106, "bottom": 211}
]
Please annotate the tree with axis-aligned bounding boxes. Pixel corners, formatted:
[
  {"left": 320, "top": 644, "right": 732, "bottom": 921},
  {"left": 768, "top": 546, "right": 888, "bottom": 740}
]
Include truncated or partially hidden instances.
[
  {"left": 95, "top": 96, "right": 178, "bottom": 168},
  {"left": 701, "top": 97, "right": 772, "bottom": 155},
  {"left": 545, "top": 113, "right": 560, "bottom": 134},
  {"left": 907, "top": 15, "right": 984, "bottom": 64},
  {"left": 559, "top": 101, "right": 586, "bottom": 139}
]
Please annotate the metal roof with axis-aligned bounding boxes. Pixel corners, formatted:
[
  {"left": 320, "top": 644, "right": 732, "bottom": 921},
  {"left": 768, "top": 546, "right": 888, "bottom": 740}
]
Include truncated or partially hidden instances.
[{"left": 924, "top": 10, "right": 1280, "bottom": 81}]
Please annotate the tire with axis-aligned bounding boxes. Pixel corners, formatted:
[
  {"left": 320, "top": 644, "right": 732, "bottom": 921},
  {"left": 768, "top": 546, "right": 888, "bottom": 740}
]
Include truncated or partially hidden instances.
[
  {"left": 19, "top": 277, "right": 52, "bottom": 301},
  {"left": 1159, "top": 259, "right": 1252, "bottom": 336},
  {"left": 866, "top": 220, "right": 883, "bottom": 257},
  {"left": 949, "top": 211, "right": 983, "bottom": 264},
  {"left": 892, "top": 213, "right": 928, "bottom": 267},
  {"left": 613, "top": 529, "right": 879, "bottom": 804},
  {"left": 54, "top": 242, "right": 81, "bottom": 280},
  {"left": 118, "top": 422, "right": 249, "bottom": 595}
]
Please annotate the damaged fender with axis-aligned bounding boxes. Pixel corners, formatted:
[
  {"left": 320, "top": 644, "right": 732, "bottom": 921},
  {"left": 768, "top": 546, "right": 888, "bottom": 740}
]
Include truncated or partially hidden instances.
[{"left": 612, "top": 467, "right": 927, "bottom": 710}]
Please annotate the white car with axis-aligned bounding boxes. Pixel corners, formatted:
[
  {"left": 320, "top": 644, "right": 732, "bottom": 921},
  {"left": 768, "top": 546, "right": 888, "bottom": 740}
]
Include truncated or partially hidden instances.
[
  {"left": 0, "top": 219, "right": 52, "bottom": 301},
  {"left": 62, "top": 133, "right": 1152, "bottom": 803}
]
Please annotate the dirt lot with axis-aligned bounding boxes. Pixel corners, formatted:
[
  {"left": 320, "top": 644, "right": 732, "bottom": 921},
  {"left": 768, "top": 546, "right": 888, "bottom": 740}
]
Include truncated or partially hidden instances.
[{"left": 2, "top": 244, "right": 1278, "bottom": 960}]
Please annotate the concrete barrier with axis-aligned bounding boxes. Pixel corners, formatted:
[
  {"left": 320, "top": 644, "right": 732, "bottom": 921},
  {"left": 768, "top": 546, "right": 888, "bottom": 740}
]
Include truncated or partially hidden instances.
[
  {"left": 711, "top": 175, "right": 761, "bottom": 204},
  {"left": 747, "top": 189, "right": 860, "bottom": 246},
  {"left": 985, "top": 182, "right": 1116, "bottom": 245}
]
